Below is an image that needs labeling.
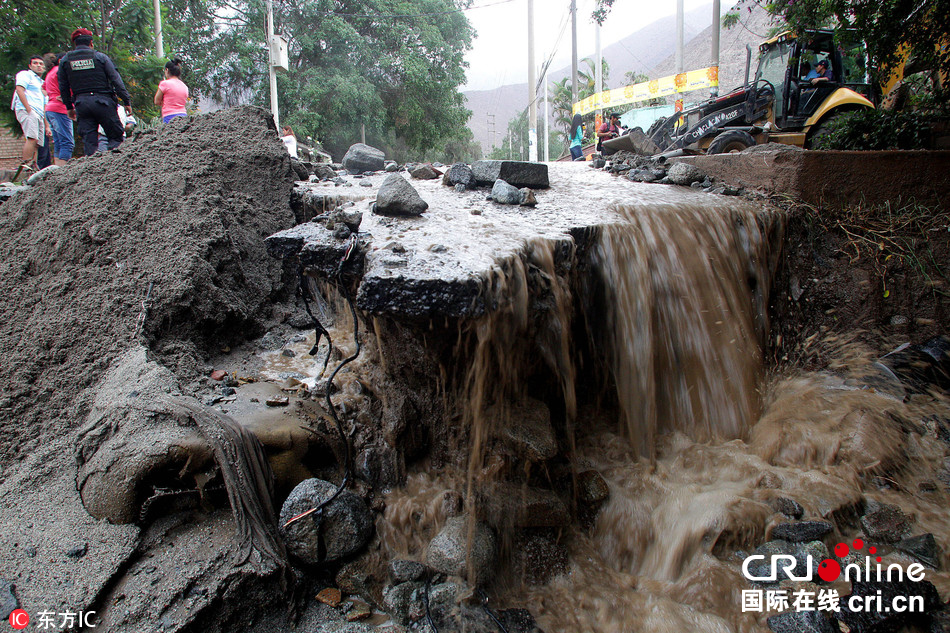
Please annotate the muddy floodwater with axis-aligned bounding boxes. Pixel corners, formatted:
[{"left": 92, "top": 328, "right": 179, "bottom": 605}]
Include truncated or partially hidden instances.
[{"left": 266, "top": 162, "right": 950, "bottom": 633}]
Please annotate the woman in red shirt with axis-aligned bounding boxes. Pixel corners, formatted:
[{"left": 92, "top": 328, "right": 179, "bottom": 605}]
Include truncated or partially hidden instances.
[
  {"left": 154, "top": 59, "right": 189, "bottom": 123},
  {"left": 44, "top": 53, "right": 74, "bottom": 165}
]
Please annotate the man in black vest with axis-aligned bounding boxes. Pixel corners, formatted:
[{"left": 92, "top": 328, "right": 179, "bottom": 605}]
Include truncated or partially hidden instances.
[{"left": 58, "top": 28, "right": 133, "bottom": 155}]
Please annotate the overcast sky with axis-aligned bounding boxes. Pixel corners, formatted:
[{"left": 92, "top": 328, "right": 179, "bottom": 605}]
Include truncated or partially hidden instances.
[{"left": 462, "top": 0, "right": 719, "bottom": 91}]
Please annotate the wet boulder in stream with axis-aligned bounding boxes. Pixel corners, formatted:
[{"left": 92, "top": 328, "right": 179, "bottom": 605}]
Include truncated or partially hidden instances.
[
  {"left": 491, "top": 179, "right": 522, "bottom": 205},
  {"left": 426, "top": 515, "right": 496, "bottom": 584},
  {"left": 472, "top": 160, "right": 549, "bottom": 188},
  {"left": 278, "top": 478, "right": 373, "bottom": 563},
  {"left": 342, "top": 143, "right": 386, "bottom": 174},
  {"left": 374, "top": 174, "right": 428, "bottom": 216}
]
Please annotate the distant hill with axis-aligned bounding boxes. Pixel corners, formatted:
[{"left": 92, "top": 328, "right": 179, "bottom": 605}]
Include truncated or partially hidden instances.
[
  {"left": 650, "top": 3, "right": 777, "bottom": 100},
  {"left": 465, "top": 3, "right": 779, "bottom": 156},
  {"left": 464, "top": 3, "right": 716, "bottom": 155}
]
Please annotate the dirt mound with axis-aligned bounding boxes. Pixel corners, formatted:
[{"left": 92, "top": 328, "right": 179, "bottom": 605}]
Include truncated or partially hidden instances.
[{"left": 0, "top": 106, "right": 297, "bottom": 469}]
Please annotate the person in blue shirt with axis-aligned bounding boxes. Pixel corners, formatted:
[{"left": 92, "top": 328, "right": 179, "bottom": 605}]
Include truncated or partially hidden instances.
[
  {"left": 805, "top": 59, "right": 834, "bottom": 85},
  {"left": 569, "top": 113, "right": 585, "bottom": 161}
]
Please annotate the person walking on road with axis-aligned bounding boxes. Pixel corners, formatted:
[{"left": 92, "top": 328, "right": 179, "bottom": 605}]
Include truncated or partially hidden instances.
[
  {"left": 11, "top": 55, "right": 50, "bottom": 171},
  {"left": 569, "top": 113, "right": 585, "bottom": 161},
  {"left": 154, "top": 59, "right": 188, "bottom": 123},
  {"left": 58, "top": 28, "right": 132, "bottom": 156}
]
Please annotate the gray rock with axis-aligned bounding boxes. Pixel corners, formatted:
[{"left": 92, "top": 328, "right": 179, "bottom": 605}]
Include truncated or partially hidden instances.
[
  {"left": 0, "top": 185, "right": 26, "bottom": 204},
  {"left": 390, "top": 559, "right": 426, "bottom": 583},
  {"left": 341, "top": 143, "right": 385, "bottom": 174},
  {"left": 313, "top": 163, "right": 338, "bottom": 180},
  {"left": 383, "top": 581, "right": 424, "bottom": 626},
  {"left": 26, "top": 164, "right": 61, "bottom": 186},
  {"left": 624, "top": 127, "right": 661, "bottom": 156},
  {"left": 279, "top": 478, "right": 374, "bottom": 563},
  {"left": 446, "top": 163, "right": 476, "bottom": 189},
  {"left": 498, "top": 398, "right": 557, "bottom": 462},
  {"left": 1, "top": 580, "right": 18, "bottom": 620},
  {"left": 409, "top": 164, "right": 440, "bottom": 180},
  {"left": 519, "top": 188, "right": 537, "bottom": 206},
  {"left": 490, "top": 179, "right": 522, "bottom": 205},
  {"left": 767, "top": 610, "right": 839, "bottom": 633},
  {"left": 895, "top": 533, "right": 941, "bottom": 569},
  {"left": 290, "top": 158, "right": 310, "bottom": 181},
  {"left": 577, "top": 470, "right": 610, "bottom": 506},
  {"left": 426, "top": 581, "right": 464, "bottom": 621},
  {"left": 66, "top": 543, "right": 88, "bottom": 558},
  {"left": 747, "top": 540, "right": 829, "bottom": 584},
  {"left": 359, "top": 180, "right": 373, "bottom": 187},
  {"left": 426, "top": 516, "right": 496, "bottom": 584},
  {"left": 836, "top": 578, "right": 941, "bottom": 632},
  {"left": 384, "top": 160, "right": 399, "bottom": 172},
  {"left": 472, "top": 160, "right": 549, "bottom": 188},
  {"left": 861, "top": 503, "right": 911, "bottom": 543},
  {"left": 591, "top": 158, "right": 606, "bottom": 169},
  {"left": 374, "top": 175, "right": 428, "bottom": 216},
  {"left": 771, "top": 520, "right": 833, "bottom": 543},
  {"left": 478, "top": 482, "right": 570, "bottom": 528},
  {"left": 454, "top": 183, "right": 466, "bottom": 193},
  {"left": 771, "top": 497, "right": 805, "bottom": 519},
  {"left": 667, "top": 162, "right": 706, "bottom": 186}
]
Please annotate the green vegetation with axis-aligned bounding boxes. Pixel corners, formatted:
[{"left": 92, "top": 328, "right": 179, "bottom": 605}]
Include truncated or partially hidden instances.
[
  {"left": 1, "top": 0, "right": 478, "bottom": 162},
  {"left": 811, "top": 110, "right": 937, "bottom": 150}
]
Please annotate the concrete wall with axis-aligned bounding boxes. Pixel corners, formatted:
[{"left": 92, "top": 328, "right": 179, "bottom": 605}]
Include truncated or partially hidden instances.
[{"left": 671, "top": 149, "right": 950, "bottom": 210}]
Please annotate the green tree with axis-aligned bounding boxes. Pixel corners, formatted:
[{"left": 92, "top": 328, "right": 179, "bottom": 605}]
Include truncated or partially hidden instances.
[{"left": 210, "top": 0, "right": 476, "bottom": 162}]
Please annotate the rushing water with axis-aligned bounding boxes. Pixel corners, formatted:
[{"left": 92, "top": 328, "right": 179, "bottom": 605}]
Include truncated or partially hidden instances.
[{"left": 327, "top": 189, "right": 949, "bottom": 632}]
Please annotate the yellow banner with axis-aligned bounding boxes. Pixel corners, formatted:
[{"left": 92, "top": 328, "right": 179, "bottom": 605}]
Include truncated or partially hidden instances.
[{"left": 572, "top": 66, "right": 719, "bottom": 116}]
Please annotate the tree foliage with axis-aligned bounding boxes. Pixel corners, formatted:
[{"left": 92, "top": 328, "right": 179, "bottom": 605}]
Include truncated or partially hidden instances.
[{"left": 207, "top": 0, "right": 476, "bottom": 161}]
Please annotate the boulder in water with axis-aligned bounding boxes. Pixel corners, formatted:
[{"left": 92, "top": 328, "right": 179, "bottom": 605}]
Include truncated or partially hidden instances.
[
  {"left": 426, "top": 515, "right": 496, "bottom": 584},
  {"left": 473, "top": 160, "right": 549, "bottom": 188},
  {"left": 374, "top": 174, "right": 428, "bottom": 216},
  {"left": 445, "top": 163, "right": 476, "bottom": 189},
  {"left": 770, "top": 520, "right": 833, "bottom": 543},
  {"left": 491, "top": 179, "right": 522, "bottom": 205},
  {"left": 408, "top": 164, "right": 440, "bottom": 180},
  {"left": 342, "top": 143, "right": 385, "bottom": 174},
  {"left": 860, "top": 503, "right": 911, "bottom": 543},
  {"left": 279, "top": 478, "right": 374, "bottom": 563}
]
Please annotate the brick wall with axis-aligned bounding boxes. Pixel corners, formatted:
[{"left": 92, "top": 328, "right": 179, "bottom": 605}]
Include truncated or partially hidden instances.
[{"left": 0, "top": 127, "right": 23, "bottom": 169}]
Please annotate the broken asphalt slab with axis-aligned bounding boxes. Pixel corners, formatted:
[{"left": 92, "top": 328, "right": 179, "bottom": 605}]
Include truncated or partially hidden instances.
[{"left": 268, "top": 163, "right": 766, "bottom": 320}]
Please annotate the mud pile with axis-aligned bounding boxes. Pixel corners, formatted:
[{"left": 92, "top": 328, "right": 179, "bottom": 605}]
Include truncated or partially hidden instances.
[
  {"left": 0, "top": 106, "right": 301, "bottom": 629},
  {"left": 0, "top": 106, "right": 296, "bottom": 466}
]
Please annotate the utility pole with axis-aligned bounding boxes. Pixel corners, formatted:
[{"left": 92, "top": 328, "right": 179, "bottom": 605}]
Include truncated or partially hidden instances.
[
  {"left": 675, "top": 0, "right": 684, "bottom": 112},
  {"left": 570, "top": 0, "right": 578, "bottom": 105},
  {"left": 509, "top": 129, "right": 513, "bottom": 160},
  {"left": 543, "top": 64, "right": 550, "bottom": 162},
  {"left": 265, "top": 0, "right": 279, "bottom": 128},
  {"left": 527, "top": 0, "right": 538, "bottom": 162},
  {"left": 153, "top": 0, "right": 164, "bottom": 58},
  {"left": 487, "top": 114, "right": 496, "bottom": 152},
  {"left": 711, "top": 0, "right": 721, "bottom": 97},
  {"left": 595, "top": 20, "right": 603, "bottom": 119}
]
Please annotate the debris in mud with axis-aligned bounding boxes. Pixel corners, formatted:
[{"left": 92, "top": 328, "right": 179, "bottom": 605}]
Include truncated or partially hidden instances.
[
  {"left": 426, "top": 515, "right": 497, "bottom": 584},
  {"left": 279, "top": 478, "right": 374, "bottom": 564}
]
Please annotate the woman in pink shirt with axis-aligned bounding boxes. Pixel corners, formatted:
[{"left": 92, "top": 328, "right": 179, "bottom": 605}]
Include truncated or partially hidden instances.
[
  {"left": 154, "top": 59, "right": 189, "bottom": 123},
  {"left": 44, "top": 52, "right": 74, "bottom": 165}
]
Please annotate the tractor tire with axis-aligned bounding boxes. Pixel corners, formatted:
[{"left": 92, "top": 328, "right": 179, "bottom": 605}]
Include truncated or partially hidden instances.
[
  {"left": 806, "top": 111, "right": 846, "bottom": 149},
  {"left": 707, "top": 130, "right": 757, "bottom": 154}
]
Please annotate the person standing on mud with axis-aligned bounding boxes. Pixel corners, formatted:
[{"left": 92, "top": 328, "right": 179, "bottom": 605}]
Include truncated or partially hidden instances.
[
  {"left": 11, "top": 55, "right": 49, "bottom": 172},
  {"left": 58, "top": 28, "right": 132, "bottom": 156},
  {"left": 154, "top": 59, "right": 189, "bottom": 123},
  {"left": 44, "top": 52, "right": 74, "bottom": 165}
]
